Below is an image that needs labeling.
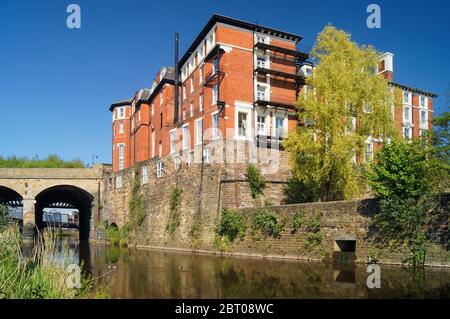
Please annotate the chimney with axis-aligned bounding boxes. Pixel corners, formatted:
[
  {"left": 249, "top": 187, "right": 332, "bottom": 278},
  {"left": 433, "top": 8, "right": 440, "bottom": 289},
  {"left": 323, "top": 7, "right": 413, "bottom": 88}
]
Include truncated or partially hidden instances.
[
  {"left": 173, "top": 32, "right": 179, "bottom": 124},
  {"left": 378, "top": 52, "right": 394, "bottom": 81}
]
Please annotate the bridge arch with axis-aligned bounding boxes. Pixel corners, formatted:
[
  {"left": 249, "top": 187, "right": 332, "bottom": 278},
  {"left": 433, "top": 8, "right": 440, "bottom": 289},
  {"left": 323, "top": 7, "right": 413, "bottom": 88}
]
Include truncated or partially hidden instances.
[{"left": 35, "top": 185, "right": 94, "bottom": 241}]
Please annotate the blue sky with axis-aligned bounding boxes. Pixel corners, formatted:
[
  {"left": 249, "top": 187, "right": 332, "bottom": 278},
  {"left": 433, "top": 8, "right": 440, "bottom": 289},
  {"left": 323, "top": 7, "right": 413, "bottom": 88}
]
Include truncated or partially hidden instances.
[{"left": 1, "top": 0, "right": 449, "bottom": 165}]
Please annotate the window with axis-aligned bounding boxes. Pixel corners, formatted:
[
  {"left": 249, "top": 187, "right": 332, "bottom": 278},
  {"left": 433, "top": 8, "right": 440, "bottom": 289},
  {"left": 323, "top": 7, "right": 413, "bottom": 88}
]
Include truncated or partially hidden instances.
[
  {"left": 420, "top": 110, "right": 427, "bottom": 128},
  {"left": 160, "top": 93, "right": 163, "bottom": 105},
  {"left": 238, "top": 112, "right": 248, "bottom": 137},
  {"left": 183, "top": 109, "right": 187, "bottom": 121},
  {"left": 151, "top": 130, "right": 155, "bottom": 158},
  {"left": 190, "top": 102, "right": 194, "bottom": 117},
  {"left": 257, "top": 85, "right": 267, "bottom": 101},
  {"left": 182, "top": 125, "right": 189, "bottom": 150},
  {"left": 116, "top": 175, "right": 123, "bottom": 189},
  {"left": 119, "top": 107, "right": 125, "bottom": 118},
  {"left": 364, "top": 103, "right": 372, "bottom": 114},
  {"left": 403, "top": 126, "right": 412, "bottom": 140},
  {"left": 118, "top": 121, "right": 124, "bottom": 134},
  {"left": 142, "top": 165, "right": 148, "bottom": 185},
  {"left": 212, "top": 84, "right": 218, "bottom": 104},
  {"left": 118, "top": 144, "right": 125, "bottom": 170},
  {"left": 156, "top": 161, "right": 164, "bottom": 178},
  {"left": 203, "top": 148, "right": 211, "bottom": 163},
  {"left": 256, "top": 35, "right": 267, "bottom": 43},
  {"left": 403, "top": 106, "right": 411, "bottom": 123},
  {"left": 257, "top": 114, "right": 267, "bottom": 135},
  {"left": 159, "top": 143, "right": 162, "bottom": 157},
  {"left": 403, "top": 91, "right": 410, "bottom": 104},
  {"left": 170, "top": 130, "right": 176, "bottom": 154},
  {"left": 190, "top": 78, "right": 194, "bottom": 93},
  {"left": 274, "top": 117, "right": 284, "bottom": 138},
  {"left": 212, "top": 113, "right": 219, "bottom": 139},
  {"left": 420, "top": 96, "right": 426, "bottom": 107},
  {"left": 188, "top": 151, "right": 194, "bottom": 166},
  {"left": 365, "top": 142, "right": 374, "bottom": 161},
  {"left": 213, "top": 56, "right": 219, "bottom": 74},
  {"left": 199, "top": 94, "right": 204, "bottom": 112},
  {"left": 195, "top": 118, "right": 203, "bottom": 145},
  {"left": 199, "top": 64, "right": 204, "bottom": 84},
  {"left": 183, "top": 84, "right": 186, "bottom": 100},
  {"left": 197, "top": 48, "right": 204, "bottom": 63},
  {"left": 151, "top": 103, "right": 154, "bottom": 116},
  {"left": 257, "top": 56, "right": 266, "bottom": 68}
]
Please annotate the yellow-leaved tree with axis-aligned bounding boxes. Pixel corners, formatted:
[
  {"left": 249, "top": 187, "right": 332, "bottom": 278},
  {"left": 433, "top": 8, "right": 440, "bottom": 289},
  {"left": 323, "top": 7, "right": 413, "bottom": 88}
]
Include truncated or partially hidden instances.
[{"left": 284, "top": 25, "right": 397, "bottom": 202}]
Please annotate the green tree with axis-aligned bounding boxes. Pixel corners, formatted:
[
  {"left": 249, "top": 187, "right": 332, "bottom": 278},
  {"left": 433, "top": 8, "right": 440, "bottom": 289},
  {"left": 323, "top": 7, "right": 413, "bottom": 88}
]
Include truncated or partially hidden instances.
[
  {"left": 432, "top": 112, "right": 449, "bottom": 166},
  {"left": 366, "top": 139, "right": 446, "bottom": 267},
  {"left": 284, "top": 25, "right": 396, "bottom": 202}
]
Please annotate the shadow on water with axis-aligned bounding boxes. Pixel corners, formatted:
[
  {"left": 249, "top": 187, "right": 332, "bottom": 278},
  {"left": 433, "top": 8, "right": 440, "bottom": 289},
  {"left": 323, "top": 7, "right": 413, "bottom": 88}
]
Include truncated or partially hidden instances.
[{"left": 68, "top": 244, "right": 450, "bottom": 299}]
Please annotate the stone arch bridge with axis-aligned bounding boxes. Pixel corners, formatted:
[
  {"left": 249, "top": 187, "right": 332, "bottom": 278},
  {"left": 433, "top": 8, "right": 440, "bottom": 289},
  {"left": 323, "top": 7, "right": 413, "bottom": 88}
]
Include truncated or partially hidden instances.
[{"left": 0, "top": 164, "right": 111, "bottom": 242}]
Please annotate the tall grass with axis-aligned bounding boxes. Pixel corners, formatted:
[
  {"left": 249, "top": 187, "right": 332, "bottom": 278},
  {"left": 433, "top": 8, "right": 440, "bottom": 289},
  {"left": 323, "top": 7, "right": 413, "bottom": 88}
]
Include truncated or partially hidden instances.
[
  {"left": 0, "top": 154, "right": 85, "bottom": 168},
  {"left": 0, "top": 224, "right": 95, "bottom": 298}
]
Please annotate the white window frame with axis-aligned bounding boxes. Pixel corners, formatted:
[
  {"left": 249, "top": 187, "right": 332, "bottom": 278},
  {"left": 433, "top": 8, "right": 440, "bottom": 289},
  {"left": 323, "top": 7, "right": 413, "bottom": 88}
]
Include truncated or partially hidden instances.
[
  {"left": 151, "top": 130, "right": 155, "bottom": 158},
  {"left": 212, "top": 84, "right": 218, "bottom": 105},
  {"left": 364, "top": 140, "right": 374, "bottom": 162},
  {"left": 118, "top": 143, "right": 125, "bottom": 171},
  {"left": 199, "top": 93, "right": 204, "bottom": 112},
  {"left": 235, "top": 102, "right": 252, "bottom": 140},
  {"left": 141, "top": 165, "right": 148, "bottom": 185},
  {"left": 203, "top": 147, "right": 211, "bottom": 163},
  {"left": 272, "top": 112, "right": 288, "bottom": 138},
  {"left": 211, "top": 111, "right": 219, "bottom": 140},
  {"left": 403, "top": 126, "right": 412, "bottom": 140},
  {"left": 182, "top": 124, "right": 189, "bottom": 150},
  {"left": 156, "top": 161, "right": 164, "bottom": 178},
  {"left": 403, "top": 91, "right": 411, "bottom": 105},
  {"left": 420, "top": 109, "right": 428, "bottom": 129},
  {"left": 256, "top": 111, "right": 269, "bottom": 136},
  {"left": 118, "top": 121, "right": 124, "bottom": 134},
  {"left": 190, "top": 102, "right": 194, "bottom": 117},
  {"left": 169, "top": 129, "right": 177, "bottom": 154},
  {"left": 420, "top": 96, "right": 427, "bottom": 108},
  {"left": 199, "top": 64, "right": 204, "bottom": 84},
  {"left": 190, "top": 78, "right": 194, "bottom": 93},
  {"left": 195, "top": 118, "right": 203, "bottom": 146},
  {"left": 403, "top": 105, "right": 412, "bottom": 124},
  {"left": 256, "top": 84, "right": 269, "bottom": 101}
]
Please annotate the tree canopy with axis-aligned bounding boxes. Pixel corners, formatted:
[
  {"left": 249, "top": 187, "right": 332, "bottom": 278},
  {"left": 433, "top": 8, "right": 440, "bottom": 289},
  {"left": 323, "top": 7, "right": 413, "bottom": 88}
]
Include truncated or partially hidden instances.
[{"left": 284, "top": 25, "right": 396, "bottom": 202}]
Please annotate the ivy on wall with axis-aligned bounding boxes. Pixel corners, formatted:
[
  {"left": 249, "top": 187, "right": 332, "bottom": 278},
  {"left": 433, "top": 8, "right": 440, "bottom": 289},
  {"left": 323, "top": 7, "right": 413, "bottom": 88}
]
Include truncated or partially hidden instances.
[{"left": 166, "top": 187, "right": 182, "bottom": 235}]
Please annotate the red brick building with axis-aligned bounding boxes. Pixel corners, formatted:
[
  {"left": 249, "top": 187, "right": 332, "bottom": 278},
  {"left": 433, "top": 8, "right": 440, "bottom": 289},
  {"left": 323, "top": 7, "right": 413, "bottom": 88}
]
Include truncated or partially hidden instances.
[{"left": 110, "top": 14, "right": 436, "bottom": 173}]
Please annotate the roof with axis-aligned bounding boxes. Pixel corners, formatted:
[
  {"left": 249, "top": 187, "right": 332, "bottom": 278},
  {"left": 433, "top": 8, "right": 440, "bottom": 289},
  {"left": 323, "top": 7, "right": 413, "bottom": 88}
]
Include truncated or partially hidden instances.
[
  {"left": 178, "top": 14, "right": 303, "bottom": 68},
  {"left": 389, "top": 81, "right": 438, "bottom": 98},
  {"left": 146, "top": 67, "right": 177, "bottom": 103},
  {"left": 109, "top": 98, "right": 133, "bottom": 112}
]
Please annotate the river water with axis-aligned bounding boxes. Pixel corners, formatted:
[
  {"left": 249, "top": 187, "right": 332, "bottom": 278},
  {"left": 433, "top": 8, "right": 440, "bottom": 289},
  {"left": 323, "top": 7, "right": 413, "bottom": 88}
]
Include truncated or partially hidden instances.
[{"left": 70, "top": 243, "right": 450, "bottom": 299}]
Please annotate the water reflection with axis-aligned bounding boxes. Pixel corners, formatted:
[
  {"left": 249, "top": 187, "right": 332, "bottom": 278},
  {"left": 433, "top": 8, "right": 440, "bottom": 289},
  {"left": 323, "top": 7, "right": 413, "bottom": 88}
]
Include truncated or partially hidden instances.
[{"left": 74, "top": 244, "right": 450, "bottom": 299}]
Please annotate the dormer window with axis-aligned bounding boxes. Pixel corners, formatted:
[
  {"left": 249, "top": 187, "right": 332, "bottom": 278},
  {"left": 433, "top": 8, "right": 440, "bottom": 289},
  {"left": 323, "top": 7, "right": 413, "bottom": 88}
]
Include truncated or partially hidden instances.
[{"left": 403, "top": 91, "right": 411, "bottom": 104}]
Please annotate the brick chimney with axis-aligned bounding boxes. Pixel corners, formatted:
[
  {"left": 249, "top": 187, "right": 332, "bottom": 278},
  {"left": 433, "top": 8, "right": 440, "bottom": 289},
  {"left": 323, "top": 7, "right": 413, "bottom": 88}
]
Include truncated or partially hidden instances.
[{"left": 378, "top": 52, "right": 394, "bottom": 81}]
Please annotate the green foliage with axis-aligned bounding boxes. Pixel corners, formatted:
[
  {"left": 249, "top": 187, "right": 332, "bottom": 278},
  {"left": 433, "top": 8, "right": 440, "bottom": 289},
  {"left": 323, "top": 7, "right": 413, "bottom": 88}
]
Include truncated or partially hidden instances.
[
  {"left": 284, "top": 25, "right": 396, "bottom": 202},
  {"left": 432, "top": 112, "right": 450, "bottom": 167},
  {"left": 190, "top": 222, "right": 201, "bottom": 239},
  {"left": 366, "top": 139, "right": 447, "bottom": 267},
  {"left": 213, "top": 234, "right": 232, "bottom": 252},
  {"left": 290, "top": 211, "right": 305, "bottom": 234},
  {"left": 0, "top": 204, "right": 9, "bottom": 230},
  {"left": 304, "top": 215, "right": 323, "bottom": 251},
  {"left": 0, "top": 225, "right": 98, "bottom": 299},
  {"left": 129, "top": 167, "right": 146, "bottom": 227},
  {"left": 0, "top": 154, "right": 85, "bottom": 168},
  {"left": 251, "top": 209, "right": 283, "bottom": 239},
  {"left": 216, "top": 208, "right": 248, "bottom": 242},
  {"left": 106, "top": 224, "right": 129, "bottom": 246},
  {"left": 246, "top": 165, "right": 266, "bottom": 199},
  {"left": 166, "top": 187, "right": 183, "bottom": 235}
]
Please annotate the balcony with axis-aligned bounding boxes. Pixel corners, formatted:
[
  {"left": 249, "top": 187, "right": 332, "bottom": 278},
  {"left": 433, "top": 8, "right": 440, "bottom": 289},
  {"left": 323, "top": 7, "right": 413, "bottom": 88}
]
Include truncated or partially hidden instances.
[{"left": 254, "top": 42, "right": 309, "bottom": 63}]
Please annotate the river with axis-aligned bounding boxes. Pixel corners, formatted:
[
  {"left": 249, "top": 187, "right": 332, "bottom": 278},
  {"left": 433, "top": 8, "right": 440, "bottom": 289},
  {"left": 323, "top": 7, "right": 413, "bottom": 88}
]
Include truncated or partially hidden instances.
[{"left": 68, "top": 243, "right": 450, "bottom": 299}]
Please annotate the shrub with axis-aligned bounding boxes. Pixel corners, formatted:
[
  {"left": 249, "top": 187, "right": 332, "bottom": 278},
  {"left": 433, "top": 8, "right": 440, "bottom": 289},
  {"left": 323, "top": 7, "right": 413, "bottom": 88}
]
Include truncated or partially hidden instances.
[
  {"left": 166, "top": 187, "right": 183, "bottom": 235},
  {"left": 290, "top": 211, "right": 305, "bottom": 234},
  {"left": 246, "top": 165, "right": 266, "bottom": 199},
  {"left": 251, "top": 209, "right": 283, "bottom": 239},
  {"left": 216, "top": 208, "right": 248, "bottom": 242}
]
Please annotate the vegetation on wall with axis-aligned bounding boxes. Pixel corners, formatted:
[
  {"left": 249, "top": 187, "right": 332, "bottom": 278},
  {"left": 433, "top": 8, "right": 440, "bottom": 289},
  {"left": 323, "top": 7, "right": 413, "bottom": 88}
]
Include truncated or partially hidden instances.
[
  {"left": 106, "top": 223, "right": 130, "bottom": 246},
  {"left": 290, "top": 211, "right": 305, "bottom": 234},
  {"left": 166, "top": 187, "right": 183, "bottom": 235},
  {"left": 366, "top": 139, "right": 448, "bottom": 267},
  {"left": 129, "top": 167, "right": 146, "bottom": 227},
  {"left": 246, "top": 165, "right": 266, "bottom": 199},
  {"left": 284, "top": 25, "right": 396, "bottom": 202},
  {"left": 216, "top": 207, "right": 248, "bottom": 242},
  {"left": 304, "top": 215, "right": 323, "bottom": 251},
  {"left": 251, "top": 209, "right": 284, "bottom": 239},
  {"left": 0, "top": 155, "right": 85, "bottom": 168}
]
